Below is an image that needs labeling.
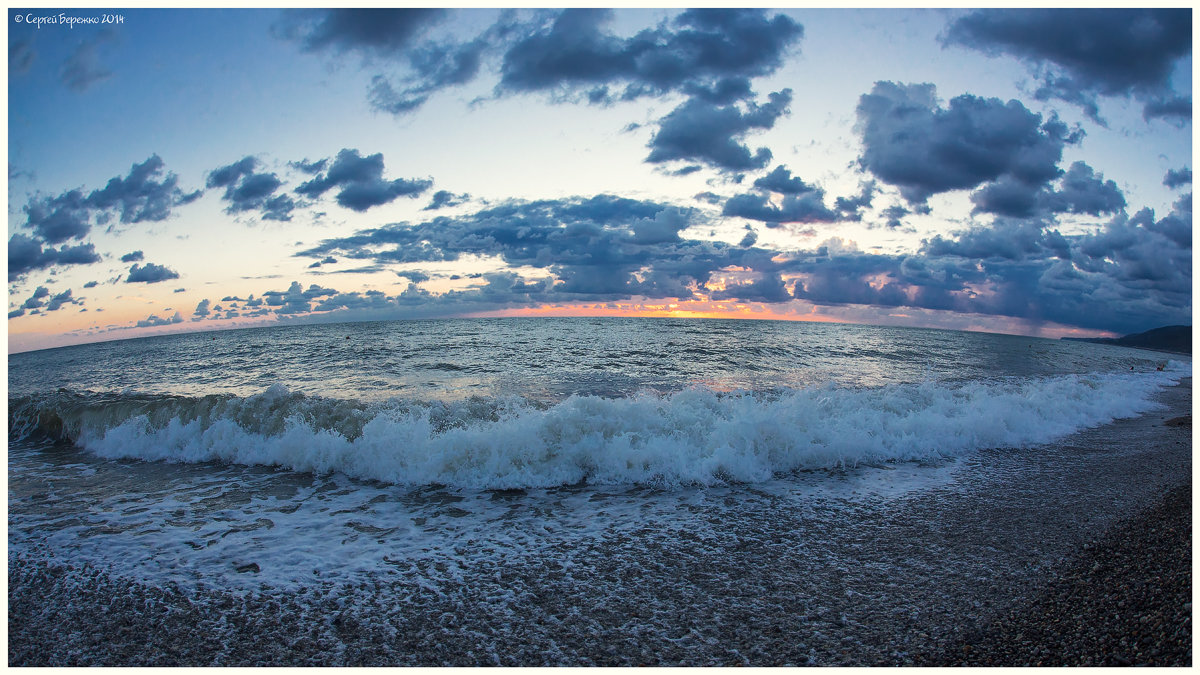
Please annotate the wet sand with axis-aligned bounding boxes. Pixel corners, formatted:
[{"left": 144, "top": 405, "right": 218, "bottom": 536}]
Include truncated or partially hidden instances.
[{"left": 9, "top": 379, "right": 1192, "bottom": 666}]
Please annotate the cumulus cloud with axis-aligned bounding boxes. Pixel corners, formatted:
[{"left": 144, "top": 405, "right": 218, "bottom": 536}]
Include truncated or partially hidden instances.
[
  {"left": 722, "top": 191, "right": 838, "bottom": 225},
  {"left": 136, "top": 311, "right": 183, "bottom": 328},
  {"left": 856, "top": 81, "right": 1080, "bottom": 206},
  {"left": 943, "top": 9, "right": 1192, "bottom": 123},
  {"left": 498, "top": 9, "right": 801, "bottom": 103},
  {"left": 423, "top": 189, "right": 470, "bottom": 211},
  {"left": 1164, "top": 167, "right": 1192, "bottom": 189},
  {"left": 193, "top": 298, "right": 211, "bottom": 318},
  {"left": 722, "top": 166, "right": 871, "bottom": 225},
  {"left": 120, "top": 250, "right": 144, "bottom": 263},
  {"left": 8, "top": 234, "right": 102, "bottom": 281},
  {"left": 206, "top": 156, "right": 295, "bottom": 221},
  {"left": 295, "top": 148, "right": 433, "bottom": 211},
  {"left": 21, "top": 155, "right": 194, "bottom": 246},
  {"left": 789, "top": 188, "right": 1191, "bottom": 335},
  {"left": 647, "top": 89, "right": 791, "bottom": 172},
  {"left": 296, "top": 194, "right": 789, "bottom": 302},
  {"left": 970, "top": 161, "right": 1125, "bottom": 218},
  {"left": 125, "top": 262, "right": 180, "bottom": 284}
]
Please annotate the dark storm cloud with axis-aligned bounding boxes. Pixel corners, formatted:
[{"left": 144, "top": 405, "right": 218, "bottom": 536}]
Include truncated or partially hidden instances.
[
  {"left": 207, "top": 156, "right": 294, "bottom": 221},
  {"left": 646, "top": 89, "right": 791, "bottom": 172},
  {"left": 944, "top": 9, "right": 1192, "bottom": 123},
  {"left": 856, "top": 81, "right": 1078, "bottom": 206},
  {"left": 498, "top": 9, "right": 801, "bottom": 102},
  {"left": 1164, "top": 167, "right": 1192, "bottom": 189},
  {"left": 22, "top": 155, "right": 194, "bottom": 245},
  {"left": 294, "top": 148, "right": 432, "bottom": 212},
  {"left": 8, "top": 234, "right": 101, "bottom": 281},
  {"left": 125, "top": 262, "right": 180, "bottom": 284},
  {"left": 60, "top": 29, "right": 116, "bottom": 92}
]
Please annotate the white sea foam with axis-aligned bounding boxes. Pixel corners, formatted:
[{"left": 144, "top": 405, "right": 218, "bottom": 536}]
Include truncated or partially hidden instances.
[{"left": 69, "top": 366, "right": 1185, "bottom": 490}]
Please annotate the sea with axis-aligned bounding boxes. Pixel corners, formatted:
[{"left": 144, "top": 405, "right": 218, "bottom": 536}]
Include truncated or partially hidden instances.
[{"left": 8, "top": 317, "right": 1190, "bottom": 610}]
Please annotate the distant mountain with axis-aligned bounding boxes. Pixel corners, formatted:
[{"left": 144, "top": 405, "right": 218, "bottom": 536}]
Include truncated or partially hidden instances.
[{"left": 1062, "top": 325, "right": 1192, "bottom": 354}]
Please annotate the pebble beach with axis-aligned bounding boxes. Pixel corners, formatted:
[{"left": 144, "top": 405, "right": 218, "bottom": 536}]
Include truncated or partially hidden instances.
[{"left": 9, "top": 379, "right": 1192, "bottom": 666}]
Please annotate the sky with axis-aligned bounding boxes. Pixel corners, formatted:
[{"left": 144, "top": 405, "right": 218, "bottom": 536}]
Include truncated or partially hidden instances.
[{"left": 6, "top": 5, "right": 1194, "bottom": 353}]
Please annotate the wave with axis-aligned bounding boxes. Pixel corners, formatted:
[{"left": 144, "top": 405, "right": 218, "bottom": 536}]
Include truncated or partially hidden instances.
[{"left": 9, "top": 366, "right": 1186, "bottom": 489}]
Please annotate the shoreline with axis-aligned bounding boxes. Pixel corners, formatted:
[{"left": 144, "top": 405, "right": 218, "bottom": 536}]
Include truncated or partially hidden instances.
[
  {"left": 916, "top": 478, "right": 1191, "bottom": 666},
  {"left": 9, "top": 379, "right": 1193, "bottom": 666}
]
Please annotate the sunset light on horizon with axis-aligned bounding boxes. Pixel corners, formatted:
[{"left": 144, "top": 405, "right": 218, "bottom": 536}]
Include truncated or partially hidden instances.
[{"left": 8, "top": 7, "right": 1191, "bottom": 353}]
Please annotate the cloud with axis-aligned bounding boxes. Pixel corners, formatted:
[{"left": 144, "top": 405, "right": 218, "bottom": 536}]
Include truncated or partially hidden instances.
[
  {"left": 396, "top": 270, "right": 431, "bottom": 283},
  {"left": 22, "top": 155, "right": 196, "bottom": 246},
  {"left": 970, "top": 161, "right": 1125, "bottom": 218},
  {"left": 498, "top": 9, "right": 801, "bottom": 103},
  {"left": 206, "top": 156, "right": 295, "bottom": 221},
  {"left": 193, "top": 298, "right": 211, "bottom": 318},
  {"left": 647, "top": 89, "right": 792, "bottom": 172},
  {"left": 60, "top": 29, "right": 116, "bottom": 92},
  {"left": 136, "top": 311, "right": 183, "bottom": 328},
  {"left": 943, "top": 9, "right": 1192, "bottom": 123},
  {"left": 19, "top": 286, "right": 51, "bottom": 310},
  {"left": 423, "top": 189, "right": 470, "bottom": 211},
  {"left": 294, "top": 148, "right": 432, "bottom": 211},
  {"left": 290, "top": 8, "right": 448, "bottom": 58},
  {"left": 8, "top": 234, "right": 102, "bottom": 281},
  {"left": 856, "top": 81, "right": 1078, "bottom": 206},
  {"left": 722, "top": 191, "right": 838, "bottom": 225},
  {"left": 753, "top": 165, "right": 817, "bottom": 195},
  {"left": 296, "top": 194, "right": 783, "bottom": 302},
  {"left": 125, "top": 262, "right": 180, "bottom": 284},
  {"left": 787, "top": 187, "right": 1191, "bottom": 335},
  {"left": 1164, "top": 167, "right": 1192, "bottom": 189},
  {"left": 721, "top": 166, "right": 872, "bottom": 225},
  {"left": 10, "top": 38, "right": 35, "bottom": 75},
  {"left": 120, "top": 250, "right": 144, "bottom": 263},
  {"left": 45, "top": 289, "right": 80, "bottom": 312},
  {"left": 282, "top": 8, "right": 501, "bottom": 117},
  {"left": 83, "top": 280, "right": 99, "bottom": 288}
]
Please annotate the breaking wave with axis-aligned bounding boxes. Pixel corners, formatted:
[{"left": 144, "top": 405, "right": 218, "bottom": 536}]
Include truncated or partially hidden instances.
[{"left": 9, "top": 366, "right": 1186, "bottom": 489}]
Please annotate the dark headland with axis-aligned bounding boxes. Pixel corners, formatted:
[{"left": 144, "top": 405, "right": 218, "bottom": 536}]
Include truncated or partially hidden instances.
[{"left": 1063, "top": 325, "right": 1192, "bottom": 355}]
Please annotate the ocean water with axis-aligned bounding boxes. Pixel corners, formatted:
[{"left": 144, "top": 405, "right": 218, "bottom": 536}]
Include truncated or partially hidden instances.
[{"left": 8, "top": 317, "right": 1190, "bottom": 593}]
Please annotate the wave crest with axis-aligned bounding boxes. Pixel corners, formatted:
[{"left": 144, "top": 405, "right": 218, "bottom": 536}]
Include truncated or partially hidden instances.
[{"left": 10, "top": 369, "right": 1184, "bottom": 489}]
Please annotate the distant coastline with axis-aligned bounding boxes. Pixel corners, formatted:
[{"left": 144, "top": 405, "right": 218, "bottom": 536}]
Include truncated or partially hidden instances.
[{"left": 1062, "top": 325, "right": 1192, "bottom": 356}]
